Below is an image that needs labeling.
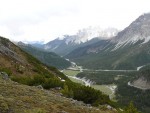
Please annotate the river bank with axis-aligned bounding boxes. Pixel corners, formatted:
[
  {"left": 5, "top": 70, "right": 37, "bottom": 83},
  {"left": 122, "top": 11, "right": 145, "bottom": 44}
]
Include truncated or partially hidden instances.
[{"left": 62, "top": 69, "right": 117, "bottom": 100}]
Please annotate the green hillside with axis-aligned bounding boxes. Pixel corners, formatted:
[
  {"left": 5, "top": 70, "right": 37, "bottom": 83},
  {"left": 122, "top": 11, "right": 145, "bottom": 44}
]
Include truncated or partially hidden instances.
[
  {"left": 66, "top": 40, "right": 150, "bottom": 70},
  {"left": 18, "top": 43, "right": 71, "bottom": 69}
]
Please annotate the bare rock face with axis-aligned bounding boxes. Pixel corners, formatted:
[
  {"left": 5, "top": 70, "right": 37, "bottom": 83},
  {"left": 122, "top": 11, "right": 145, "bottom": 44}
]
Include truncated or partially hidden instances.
[
  {"left": 0, "top": 37, "right": 26, "bottom": 64},
  {"left": 132, "top": 76, "right": 150, "bottom": 90},
  {"left": 112, "top": 13, "right": 150, "bottom": 46}
]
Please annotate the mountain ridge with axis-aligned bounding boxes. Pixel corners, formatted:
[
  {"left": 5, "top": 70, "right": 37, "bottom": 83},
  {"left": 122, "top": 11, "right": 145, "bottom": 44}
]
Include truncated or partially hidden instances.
[
  {"left": 66, "top": 13, "right": 150, "bottom": 70},
  {"left": 44, "top": 27, "right": 118, "bottom": 56}
]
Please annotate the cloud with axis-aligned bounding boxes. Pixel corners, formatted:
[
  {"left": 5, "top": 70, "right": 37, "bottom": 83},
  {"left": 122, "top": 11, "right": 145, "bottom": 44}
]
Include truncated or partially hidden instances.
[{"left": 0, "top": 0, "right": 150, "bottom": 43}]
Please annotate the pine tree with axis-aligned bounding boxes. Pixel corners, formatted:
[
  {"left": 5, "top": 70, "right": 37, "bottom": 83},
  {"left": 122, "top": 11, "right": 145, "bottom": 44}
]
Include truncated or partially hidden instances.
[
  {"left": 61, "top": 84, "right": 74, "bottom": 98},
  {"left": 120, "top": 101, "right": 140, "bottom": 113}
]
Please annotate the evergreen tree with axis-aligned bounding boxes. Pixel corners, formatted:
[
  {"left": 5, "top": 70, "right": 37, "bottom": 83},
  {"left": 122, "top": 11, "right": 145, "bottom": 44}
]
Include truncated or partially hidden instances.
[
  {"left": 120, "top": 102, "right": 140, "bottom": 113},
  {"left": 61, "top": 84, "right": 74, "bottom": 98}
]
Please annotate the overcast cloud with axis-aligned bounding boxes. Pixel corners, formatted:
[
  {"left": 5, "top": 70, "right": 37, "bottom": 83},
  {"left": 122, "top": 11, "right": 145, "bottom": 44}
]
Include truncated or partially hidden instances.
[{"left": 0, "top": 0, "right": 150, "bottom": 43}]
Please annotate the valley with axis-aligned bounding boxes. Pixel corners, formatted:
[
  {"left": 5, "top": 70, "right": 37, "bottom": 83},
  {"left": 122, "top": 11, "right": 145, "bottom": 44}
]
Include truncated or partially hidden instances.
[
  {"left": 62, "top": 62, "right": 118, "bottom": 100},
  {"left": 62, "top": 60, "right": 150, "bottom": 113},
  {"left": 1, "top": 1, "right": 150, "bottom": 113},
  {"left": 63, "top": 69, "right": 117, "bottom": 100},
  {"left": 63, "top": 60, "right": 150, "bottom": 91}
]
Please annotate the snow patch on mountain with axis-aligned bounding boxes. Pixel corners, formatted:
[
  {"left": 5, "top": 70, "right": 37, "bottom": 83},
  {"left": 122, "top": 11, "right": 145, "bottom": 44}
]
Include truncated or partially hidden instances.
[
  {"left": 57, "top": 27, "right": 118, "bottom": 45},
  {"left": 142, "top": 36, "right": 150, "bottom": 44}
]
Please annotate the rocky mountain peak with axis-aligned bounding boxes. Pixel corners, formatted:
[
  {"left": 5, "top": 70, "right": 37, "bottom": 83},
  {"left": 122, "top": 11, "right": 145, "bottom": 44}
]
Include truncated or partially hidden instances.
[
  {"left": 112, "top": 13, "right": 150, "bottom": 50},
  {"left": 61, "top": 27, "right": 118, "bottom": 44}
]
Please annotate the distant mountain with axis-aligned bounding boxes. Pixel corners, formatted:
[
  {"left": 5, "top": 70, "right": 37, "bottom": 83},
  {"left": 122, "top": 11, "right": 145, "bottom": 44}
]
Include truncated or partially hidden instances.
[
  {"left": 66, "top": 13, "right": 150, "bottom": 70},
  {"left": 44, "top": 27, "right": 118, "bottom": 56},
  {"left": 26, "top": 41, "right": 45, "bottom": 49},
  {"left": 17, "top": 42, "right": 71, "bottom": 69},
  {"left": 31, "top": 43, "right": 44, "bottom": 48}
]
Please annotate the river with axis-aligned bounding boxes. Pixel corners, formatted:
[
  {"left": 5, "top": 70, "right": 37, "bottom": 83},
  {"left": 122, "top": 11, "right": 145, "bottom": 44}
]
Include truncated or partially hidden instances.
[{"left": 64, "top": 60, "right": 149, "bottom": 98}]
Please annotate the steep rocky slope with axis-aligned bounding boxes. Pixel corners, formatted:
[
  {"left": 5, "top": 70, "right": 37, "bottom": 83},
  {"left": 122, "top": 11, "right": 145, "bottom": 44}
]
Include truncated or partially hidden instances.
[
  {"left": 130, "top": 67, "right": 150, "bottom": 89},
  {"left": 131, "top": 76, "right": 150, "bottom": 89},
  {"left": 0, "top": 36, "right": 67, "bottom": 79}
]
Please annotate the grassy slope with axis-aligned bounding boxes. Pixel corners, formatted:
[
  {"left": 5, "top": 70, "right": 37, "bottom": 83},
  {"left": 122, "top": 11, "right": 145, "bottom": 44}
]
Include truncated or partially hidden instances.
[
  {"left": 0, "top": 77, "right": 117, "bottom": 113},
  {"left": 63, "top": 70, "right": 80, "bottom": 76},
  {"left": 0, "top": 37, "right": 68, "bottom": 80}
]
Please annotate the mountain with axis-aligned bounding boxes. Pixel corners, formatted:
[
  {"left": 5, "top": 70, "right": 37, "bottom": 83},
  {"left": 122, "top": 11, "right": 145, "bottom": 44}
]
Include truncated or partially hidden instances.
[
  {"left": 66, "top": 13, "right": 150, "bottom": 70},
  {"left": 30, "top": 42, "right": 44, "bottom": 48},
  {"left": 23, "top": 41, "right": 44, "bottom": 48},
  {"left": 44, "top": 27, "right": 118, "bottom": 56},
  {"left": 17, "top": 42, "right": 71, "bottom": 69}
]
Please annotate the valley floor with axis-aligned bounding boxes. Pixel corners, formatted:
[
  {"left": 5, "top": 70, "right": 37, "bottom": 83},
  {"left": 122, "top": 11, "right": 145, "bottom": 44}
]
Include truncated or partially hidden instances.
[{"left": 63, "top": 69, "right": 117, "bottom": 100}]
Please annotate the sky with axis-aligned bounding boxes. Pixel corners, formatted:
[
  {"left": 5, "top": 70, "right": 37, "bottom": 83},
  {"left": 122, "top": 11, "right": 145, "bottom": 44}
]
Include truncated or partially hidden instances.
[{"left": 0, "top": 0, "right": 150, "bottom": 43}]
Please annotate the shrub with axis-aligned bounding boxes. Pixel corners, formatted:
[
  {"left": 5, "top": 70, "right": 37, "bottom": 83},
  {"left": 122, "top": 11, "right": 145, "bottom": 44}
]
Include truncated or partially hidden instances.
[
  {"left": 61, "top": 84, "right": 74, "bottom": 98},
  {"left": 119, "top": 102, "right": 140, "bottom": 113}
]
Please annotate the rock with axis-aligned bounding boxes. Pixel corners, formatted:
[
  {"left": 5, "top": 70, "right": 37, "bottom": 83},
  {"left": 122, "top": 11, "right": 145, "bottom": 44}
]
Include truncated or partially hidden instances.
[
  {"left": 71, "top": 100, "right": 85, "bottom": 106},
  {"left": 71, "top": 99, "right": 77, "bottom": 104},
  {"left": 36, "top": 85, "right": 43, "bottom": 90},
  {"left": 77, "top": 101, "right": 84, "bottom": 105},
  {"left": 106, "top": 105, "right": 113, "bottom": 110},
  {"left": 55, "top": 87, "right": 62, "bottom": 90},
  {"left": 57, "top": 111, "right": 68, "bottom": 113},
  {"left": 0, "top": 72, "right": 9, "bottom": 80},
  {"left": 56, "top": 93, "right": 62, "bottom": 97},
  {"left": 86, "top": 104, "right": 91, "bottom": 107},
  {"left": 69, "top": 98, "right": 74, "bottom": 101}
]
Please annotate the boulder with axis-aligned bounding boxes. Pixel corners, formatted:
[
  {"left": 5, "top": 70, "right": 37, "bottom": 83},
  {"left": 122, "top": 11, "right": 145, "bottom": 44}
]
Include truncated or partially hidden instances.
[
  {"left": 0, "top": 72, "right": 9, "bottom": 80},
  {"left": 36, "top": 85, "right": 43, "bottom": 90}
]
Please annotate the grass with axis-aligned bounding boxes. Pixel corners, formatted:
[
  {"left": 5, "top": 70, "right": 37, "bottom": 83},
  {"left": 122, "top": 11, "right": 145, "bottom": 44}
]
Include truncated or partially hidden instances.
[
  {"left": 63, "top": 69, "right": 84, "bottom": 84},
  {"left": 63, "top": 69, "right": 80, "bottom": 76},
  {"left": 91, "top": 84, "right": 117, "bottom": 100},
  {"left": 0, "top": 76, "right": 117, "bottom": 113},
  {"left": 64, "top": 70, "right": 117, "bottom": 100},
  {"left": 68, "top": 76, "right": 85, "bottom": 84},
  {"left": 91, "top": 85, "right": 112, "bottom": 95}
]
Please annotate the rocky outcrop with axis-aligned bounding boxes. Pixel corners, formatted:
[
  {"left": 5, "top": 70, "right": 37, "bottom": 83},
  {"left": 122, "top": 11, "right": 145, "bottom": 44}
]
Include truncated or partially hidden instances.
[
  {"left": 131, "top": 76, "right": 150, "bottom": 90},
  {"left": 0, "top": 72, "right": 9, "bottom": 80}
]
